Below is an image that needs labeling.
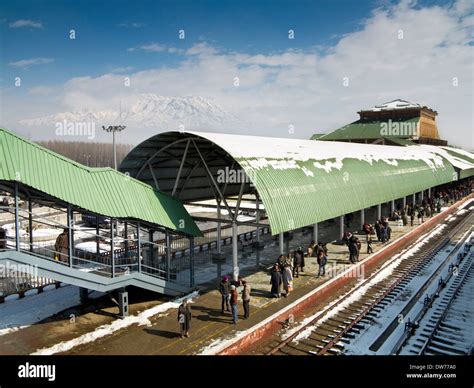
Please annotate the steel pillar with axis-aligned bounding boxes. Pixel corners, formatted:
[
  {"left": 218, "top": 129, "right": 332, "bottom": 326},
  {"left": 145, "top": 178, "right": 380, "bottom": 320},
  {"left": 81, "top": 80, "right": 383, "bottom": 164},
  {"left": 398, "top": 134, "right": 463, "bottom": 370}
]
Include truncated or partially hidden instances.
[
  {"left": 340, "top": 215, "right": 344, "bottom": 239},
  {"left": 14, "top": 182, "right": 20, "bottom": 251},
  {"left": 67, "top": 204, "right": 73, "bottom": 267},
  {"left": 279, "top": 232, "right": 284, "bottom": 255},
  {"left": 165, "top": 229, "right": 171, "bottom": 282},
  {"left": 118, "top": 289, "right": 129, "bottom": 318},
  {"left": 189, "top": 236, "right": 195, "bottom": 287},
  {"left": 232, "top": 221, "right": 239, "bottom": 281}
]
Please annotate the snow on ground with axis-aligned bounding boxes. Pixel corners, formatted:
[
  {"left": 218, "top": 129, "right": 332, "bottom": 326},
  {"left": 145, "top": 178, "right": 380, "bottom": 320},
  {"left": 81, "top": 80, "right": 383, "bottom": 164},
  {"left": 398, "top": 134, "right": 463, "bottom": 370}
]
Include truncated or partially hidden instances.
[
  {"left": 283, "top": 222, "right": 448, "bottom": 343},
  {"left": 31, "top": 290, "right": 200, "bottom": 355},
  {"left": 197, "top": 330, "right": 249, "bottom": 355},
  {"left": 0, "top": 285, "right": 104, "bottom": 337}
]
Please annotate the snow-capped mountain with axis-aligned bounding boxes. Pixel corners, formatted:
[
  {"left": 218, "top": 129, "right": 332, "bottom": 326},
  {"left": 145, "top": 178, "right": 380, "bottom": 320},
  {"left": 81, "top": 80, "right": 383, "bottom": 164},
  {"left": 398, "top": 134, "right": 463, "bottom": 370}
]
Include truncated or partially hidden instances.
[{"left": 20, "top": 94, "right": 244, "bottom": 132}]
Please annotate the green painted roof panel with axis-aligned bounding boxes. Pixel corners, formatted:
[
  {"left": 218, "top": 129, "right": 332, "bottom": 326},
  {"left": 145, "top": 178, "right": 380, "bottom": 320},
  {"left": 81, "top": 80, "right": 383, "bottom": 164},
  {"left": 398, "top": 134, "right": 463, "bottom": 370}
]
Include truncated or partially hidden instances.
[
  {"left": 0, "top": 128, "right": 201, "bottom": 236},
  {"left": 186, "top": 132, "right": 457, "bottom": 235},
  {"left": 317, "top": 117, "right": 419, "bottom": 141}
]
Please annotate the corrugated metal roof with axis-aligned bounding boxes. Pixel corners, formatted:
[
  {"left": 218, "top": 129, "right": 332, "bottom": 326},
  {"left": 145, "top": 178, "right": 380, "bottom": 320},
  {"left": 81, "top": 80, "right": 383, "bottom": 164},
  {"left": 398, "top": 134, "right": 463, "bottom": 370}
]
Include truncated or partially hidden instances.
[
  {"left": 0, "top": 128, "right": 201, "bottom": 236},
  {"left": 122, "top": 131, "right": 458, "bottom": 235},
  {"left": 316, "top": 117, "right": 419, "bottom": 141},
  {"left": 418, "top": 145, "right": 474, "bottom": 179}
]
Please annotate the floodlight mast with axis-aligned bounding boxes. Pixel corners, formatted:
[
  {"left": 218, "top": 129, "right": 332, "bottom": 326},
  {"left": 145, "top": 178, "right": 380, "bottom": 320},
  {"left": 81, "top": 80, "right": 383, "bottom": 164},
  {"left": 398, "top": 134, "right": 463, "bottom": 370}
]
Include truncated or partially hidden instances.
[{"left": 102, "top": 102, "right": 126, "bottom": 169}]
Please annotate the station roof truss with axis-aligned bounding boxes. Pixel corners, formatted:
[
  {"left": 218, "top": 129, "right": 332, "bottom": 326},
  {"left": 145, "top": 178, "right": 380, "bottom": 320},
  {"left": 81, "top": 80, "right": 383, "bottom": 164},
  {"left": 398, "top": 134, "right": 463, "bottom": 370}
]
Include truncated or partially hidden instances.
[
  {"left": 120, "top": 131, "right": 460, "bottom": 235},
  {"left": 0, "top": 128, "right": 201, "bottom": 236}
]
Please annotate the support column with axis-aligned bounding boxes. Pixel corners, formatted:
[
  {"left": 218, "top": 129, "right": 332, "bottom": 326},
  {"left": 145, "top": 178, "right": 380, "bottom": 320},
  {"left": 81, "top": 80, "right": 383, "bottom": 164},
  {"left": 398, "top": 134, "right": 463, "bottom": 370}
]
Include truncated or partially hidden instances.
[
  {"left": 118, "top": 289, "right": 129, "bottom": 318},
  {"left": 96, "top": 216, "right": 100, "bottom": 258},
  {"left": 428, "top": 187, "right": 431, "bottom": 199},
  {"left": 67, "top": 205, "right": 73, "bottom": 267},
  {"left": 189, "top": 236, "right": 195, "bottom": 287},
  {"left": 165, "top": 229, "right": 171, "bottom": 281},
  {"left": 403, "top": 196, "right": 407, "bottom": 209},
  {"left": 213, "top": 201, "right": 225, "bottom": 260},
  {"left": 391, "top": 199, "right": 395, "bottom": 214},
  {"left": 340, "top": 215, "right": 344, "bottom": 240},
  {"left": 79, "top": 287, "right": 88, "bottom": 304},
  {"left": 412, "top": 193, "right": 416, "bottom": 206},
  {"left": 14, "top": 182, "right": 20, "bottom": 251},
  {"left": 360, "top": 209, "right": 365, "bottom": 229},
  {"left": 137, "top": 222, "right": 141, "bottom": 273},
  {"left": 279, "top": 232, "right": 284, "bottom": 255},
  {"left": 232, "top": 221, "right": 239, "bottom": 281},
  {"left": 313, "top": 223, "right": 318, "bottom": 244},
  {"left": 377, "top": 204, "right": 382, "bottom": 220},
  {"left": 216, "top": 201, "right": 222, "bottom": 254},
  {"left": 421, "top": 190, "right": 424, "bottom": 201},
  {"left": 256, "top": 197, "right": 260, "bottom": 245},
  {"left": 110, "top": 220, "right": 115, "bottom": 276},
  {"left": 124, "top": 221, "right": 129, "bottom": 256},
  {"left": 28, "top": 197, "right": 33, "bottom": 252}
]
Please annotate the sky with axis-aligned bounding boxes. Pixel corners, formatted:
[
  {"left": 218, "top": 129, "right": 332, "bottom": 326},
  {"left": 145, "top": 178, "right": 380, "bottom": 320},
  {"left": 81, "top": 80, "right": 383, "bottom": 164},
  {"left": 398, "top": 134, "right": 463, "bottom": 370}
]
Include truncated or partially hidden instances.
[{"left": 0, "top": 0, "right": 473, "bottom": 148}]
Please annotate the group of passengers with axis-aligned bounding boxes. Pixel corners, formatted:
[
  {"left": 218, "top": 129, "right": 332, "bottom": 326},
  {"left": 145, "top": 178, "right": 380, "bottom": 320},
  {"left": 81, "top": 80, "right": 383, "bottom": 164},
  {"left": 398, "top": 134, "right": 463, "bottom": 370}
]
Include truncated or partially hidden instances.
[{"left": 269, "top": 241, "right": 329, "bottom": 298}]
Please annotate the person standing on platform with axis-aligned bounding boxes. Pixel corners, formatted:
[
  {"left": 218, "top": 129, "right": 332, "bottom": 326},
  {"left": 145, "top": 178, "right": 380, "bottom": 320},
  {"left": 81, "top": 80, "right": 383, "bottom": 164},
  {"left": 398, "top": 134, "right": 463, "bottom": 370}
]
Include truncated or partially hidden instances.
[
  {"left": 293, "top": 247, "right": 304, "bottom": 277},
  {"left": 317, "top": 250, "right": 327, "bottom": 277},
  {"left": 349, "top": 237, "right": 359, "bottom": 264},
  {"left": 282, "top": 264, "right": 293, "bottom": 297},
  {"left": 270, "top": 264, "right": 282, "bottom": 298},
  {"left": 241, "top": 279, "right": 251, "bottom": 319},
  {"left": 178, "top": 299, "right": 192, "bottom": 338},
  {"left": 54, "top": 229, "right": 69, "bottom": 263},
  {"left": 230, "top": 285, "right": 238, "bottom": 324},
  {"left": 219, "top": 275, "right": 231, "bottom": 314}
]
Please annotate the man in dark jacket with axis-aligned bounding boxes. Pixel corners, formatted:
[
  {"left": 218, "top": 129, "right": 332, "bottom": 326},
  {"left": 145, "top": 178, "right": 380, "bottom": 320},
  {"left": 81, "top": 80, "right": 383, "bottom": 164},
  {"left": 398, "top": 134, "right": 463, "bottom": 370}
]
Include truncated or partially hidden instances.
[
  {"left": 270, "top": 264, "right": 282, "bottom": 298},
  {"left": 178, "top": 299, "right": 192, "bottom": 338},
  {"left": 218, "top": 275, "right": 231, "bottom": 314},
  {"left": 349, "top": 237, "right": 359, "bottom": 264},
  {"left": 293, "top": 247, "right": 304, "bottom": 277}
]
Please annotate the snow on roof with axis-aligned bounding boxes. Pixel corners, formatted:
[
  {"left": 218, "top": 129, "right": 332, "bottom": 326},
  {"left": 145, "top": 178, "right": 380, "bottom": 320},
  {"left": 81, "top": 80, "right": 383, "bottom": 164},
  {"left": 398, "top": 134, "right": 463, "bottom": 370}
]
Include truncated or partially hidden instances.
[
  {"left": 417, "top": 144, "right": 474, "bottom": 171},
  {"left": 189, "top": 131, "right": 448, "bottom": 171},
  {"left": 362, "top": 99, "right": 423, "bottom": 112}
]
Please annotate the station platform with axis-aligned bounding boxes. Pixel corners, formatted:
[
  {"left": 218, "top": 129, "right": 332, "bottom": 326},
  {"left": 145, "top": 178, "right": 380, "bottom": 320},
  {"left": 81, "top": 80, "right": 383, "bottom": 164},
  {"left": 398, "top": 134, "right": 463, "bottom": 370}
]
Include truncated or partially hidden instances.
[{"left": 0, "top": 197, "right": 471, "bottom": 355}]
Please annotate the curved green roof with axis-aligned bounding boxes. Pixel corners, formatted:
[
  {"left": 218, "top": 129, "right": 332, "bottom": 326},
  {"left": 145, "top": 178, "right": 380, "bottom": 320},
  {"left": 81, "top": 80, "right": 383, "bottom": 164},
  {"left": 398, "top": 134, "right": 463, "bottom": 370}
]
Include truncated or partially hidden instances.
[
  {"left": 121, "top": 131, "right": 458, "bottom": 236},
  {"left": 0, "top": 128, "right": 201, "bottom": 236}
]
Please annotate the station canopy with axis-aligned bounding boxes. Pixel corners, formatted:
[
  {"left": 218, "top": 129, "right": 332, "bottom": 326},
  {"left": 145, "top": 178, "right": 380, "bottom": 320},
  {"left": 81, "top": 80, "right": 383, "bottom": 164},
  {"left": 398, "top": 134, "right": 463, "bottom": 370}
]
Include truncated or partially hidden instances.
[
  {"left": 120, "top": 131, "right": 460, "bottom": 235},
  {"left": 0, "top": 128, "right": 201, "bottom": 236}
]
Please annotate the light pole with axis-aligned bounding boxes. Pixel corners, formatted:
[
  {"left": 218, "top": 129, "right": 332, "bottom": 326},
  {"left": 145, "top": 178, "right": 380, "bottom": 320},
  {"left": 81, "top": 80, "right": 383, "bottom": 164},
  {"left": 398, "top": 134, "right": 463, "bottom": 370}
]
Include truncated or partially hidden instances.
[
  {"left": 102, "top": 125, "right": 126, "bottom": 169},
  {"left": 84, "top": 154, "right": 91, "bottom": 167}
]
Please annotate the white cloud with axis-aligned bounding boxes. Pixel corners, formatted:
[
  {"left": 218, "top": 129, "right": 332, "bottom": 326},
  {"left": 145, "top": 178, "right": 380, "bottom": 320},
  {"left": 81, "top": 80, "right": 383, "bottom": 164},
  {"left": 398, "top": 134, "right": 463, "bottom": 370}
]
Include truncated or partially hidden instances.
[
  {"left": 9, "top": 19, "right": 43, "bottom": 29},
  {"left": 3, "top": 0, "right": 473, "bottom": 148},
  {"left": 8, "top": 58, "right": 54, "bottom": 68},
  {"left": 128, "top": 43, "right": 183, "bottom": 54}
]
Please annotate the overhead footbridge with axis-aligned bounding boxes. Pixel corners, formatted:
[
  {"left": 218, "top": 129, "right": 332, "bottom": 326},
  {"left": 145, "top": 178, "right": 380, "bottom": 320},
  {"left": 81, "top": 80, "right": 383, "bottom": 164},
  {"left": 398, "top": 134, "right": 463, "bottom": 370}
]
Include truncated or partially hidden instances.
[{"left": 0, "top": 127, "right": 202, "bottom": 297}]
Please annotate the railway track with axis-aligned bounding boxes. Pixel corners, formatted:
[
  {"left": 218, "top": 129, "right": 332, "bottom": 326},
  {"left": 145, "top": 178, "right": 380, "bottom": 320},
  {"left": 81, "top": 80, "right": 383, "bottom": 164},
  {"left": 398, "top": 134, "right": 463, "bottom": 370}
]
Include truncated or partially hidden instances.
[
  {"left": 266, "top": 203, "right": 473, "bottom": 356},
  {"left": 398, "top": 238, "right": 473, "bottom": 355}
]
